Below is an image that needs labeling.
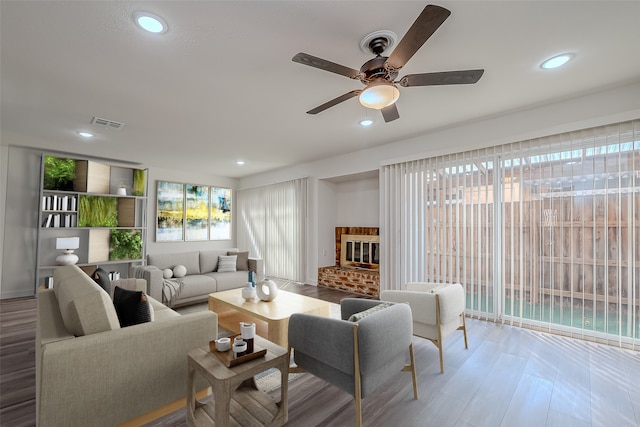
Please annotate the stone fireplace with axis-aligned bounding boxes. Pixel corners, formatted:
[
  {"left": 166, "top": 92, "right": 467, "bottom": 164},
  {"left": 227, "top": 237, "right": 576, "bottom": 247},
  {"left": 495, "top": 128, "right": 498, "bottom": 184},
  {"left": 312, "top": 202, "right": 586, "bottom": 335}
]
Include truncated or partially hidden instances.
[{"left": 318, "top": 227, "right": 380, "bottom": 297}]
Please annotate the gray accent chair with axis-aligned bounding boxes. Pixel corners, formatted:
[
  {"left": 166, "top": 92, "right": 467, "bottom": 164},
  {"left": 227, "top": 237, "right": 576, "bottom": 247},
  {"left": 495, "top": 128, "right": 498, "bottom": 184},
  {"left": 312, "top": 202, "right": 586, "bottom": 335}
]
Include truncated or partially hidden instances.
[
  {"left": 288, "top": 298, "right": 418, "bottom": 427},
  {"left": 381, "top": 282, "right": 468, "bottom": 373}
]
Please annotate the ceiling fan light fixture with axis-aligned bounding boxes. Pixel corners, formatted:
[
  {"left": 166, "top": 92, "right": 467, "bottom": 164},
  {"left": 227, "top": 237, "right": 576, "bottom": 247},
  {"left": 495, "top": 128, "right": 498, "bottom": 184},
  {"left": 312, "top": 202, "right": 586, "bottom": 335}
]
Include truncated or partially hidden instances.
[{"left": 359, "top": 83, "right": 399, "bottom": 110}]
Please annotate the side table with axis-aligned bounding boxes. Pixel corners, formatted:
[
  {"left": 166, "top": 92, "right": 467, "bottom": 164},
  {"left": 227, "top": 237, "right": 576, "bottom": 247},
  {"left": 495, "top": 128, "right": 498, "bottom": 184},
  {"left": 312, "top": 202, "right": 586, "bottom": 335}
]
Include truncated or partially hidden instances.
[{"left": 186, "top": 335, "right": 289, "bottom": 427}]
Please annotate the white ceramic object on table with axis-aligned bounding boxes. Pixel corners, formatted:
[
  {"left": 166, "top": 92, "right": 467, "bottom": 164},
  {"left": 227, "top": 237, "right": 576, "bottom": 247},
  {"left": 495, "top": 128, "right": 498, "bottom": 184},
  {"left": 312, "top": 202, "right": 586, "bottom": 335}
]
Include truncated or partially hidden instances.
[
  {"left": 256, "top": 279, "right": 278, "bottom": 301},
  {"left": 241, "top": 283, "right": 257, "bottom": 301},
  {"left": 214, "top": 337, "right": 231, "bottom": 352}
]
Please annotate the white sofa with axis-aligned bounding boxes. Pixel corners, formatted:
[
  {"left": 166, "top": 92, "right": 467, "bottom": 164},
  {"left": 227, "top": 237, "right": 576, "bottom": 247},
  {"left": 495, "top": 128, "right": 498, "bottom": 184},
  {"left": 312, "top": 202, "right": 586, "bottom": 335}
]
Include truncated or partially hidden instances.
[
  {"left": 131, "top": 248, "right": 264, "bottom": 307},
  {"left": 36, "top": 265, "right": 217, "bottom": 427}
]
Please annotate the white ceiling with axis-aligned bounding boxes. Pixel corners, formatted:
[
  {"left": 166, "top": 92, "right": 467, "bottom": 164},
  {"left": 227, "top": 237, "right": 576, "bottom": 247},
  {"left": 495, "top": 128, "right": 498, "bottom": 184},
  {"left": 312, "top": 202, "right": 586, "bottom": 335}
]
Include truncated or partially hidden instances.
[{"left": 2, "top": 1, "right": 640, "bottom": 178}]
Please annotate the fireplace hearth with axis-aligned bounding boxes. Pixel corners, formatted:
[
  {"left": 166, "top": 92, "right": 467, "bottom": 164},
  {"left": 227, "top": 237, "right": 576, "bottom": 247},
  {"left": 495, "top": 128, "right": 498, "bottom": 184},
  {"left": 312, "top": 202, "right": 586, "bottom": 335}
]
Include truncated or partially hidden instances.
[{"left": 318, "top": 227, "right": 380, "bottom": 297}]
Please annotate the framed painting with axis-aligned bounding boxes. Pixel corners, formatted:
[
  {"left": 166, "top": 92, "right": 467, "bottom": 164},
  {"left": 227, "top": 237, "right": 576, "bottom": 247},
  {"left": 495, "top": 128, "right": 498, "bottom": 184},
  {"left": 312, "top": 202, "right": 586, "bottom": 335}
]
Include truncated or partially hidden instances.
[
  {"left": 185, "top": 184, "right": 209, "bottom": 241},
  {"left": 156, "top": 181, "right": 184, "bottom": 241},
  {"left": 210, "top": 187, "right": 231, "bottom": 240}
]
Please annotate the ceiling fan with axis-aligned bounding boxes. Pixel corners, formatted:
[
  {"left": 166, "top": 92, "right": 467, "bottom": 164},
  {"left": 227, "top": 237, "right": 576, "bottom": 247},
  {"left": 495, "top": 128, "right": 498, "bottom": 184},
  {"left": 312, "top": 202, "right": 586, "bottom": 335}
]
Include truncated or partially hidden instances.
[{"left": 292, "top": 4, "right": 484, "bottom": 123}]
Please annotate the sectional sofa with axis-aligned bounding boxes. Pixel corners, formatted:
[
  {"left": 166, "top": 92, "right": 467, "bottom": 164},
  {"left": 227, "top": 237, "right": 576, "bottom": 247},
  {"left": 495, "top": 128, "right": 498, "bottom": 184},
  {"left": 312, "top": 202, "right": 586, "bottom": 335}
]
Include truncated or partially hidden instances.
[{"left": 131, "top": 248, "right": 264, "bottom": 307}]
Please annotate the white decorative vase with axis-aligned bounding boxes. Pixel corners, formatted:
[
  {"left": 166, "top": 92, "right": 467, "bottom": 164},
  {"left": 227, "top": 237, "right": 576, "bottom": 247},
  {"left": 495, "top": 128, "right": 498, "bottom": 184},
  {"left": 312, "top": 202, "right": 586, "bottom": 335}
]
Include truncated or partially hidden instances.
[
  {"left": 241, "top": 283, "right": 256, "bottom": 301},
  {"left": 56, "top": 250, "right": 79, "bottom": 266},
  {"left": 256, "top": 279, "right": 278, "bottom": 301}
]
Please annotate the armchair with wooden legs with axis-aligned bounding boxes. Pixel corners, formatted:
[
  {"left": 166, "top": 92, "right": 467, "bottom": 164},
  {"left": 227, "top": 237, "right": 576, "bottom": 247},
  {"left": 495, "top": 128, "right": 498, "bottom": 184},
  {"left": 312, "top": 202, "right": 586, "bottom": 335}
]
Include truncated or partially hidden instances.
[
  {"left": 381, "top": 282, "right": 468, "bottom": 373},
  {"left": 288, "top": 298, "right": 418, "bottom": 427}
]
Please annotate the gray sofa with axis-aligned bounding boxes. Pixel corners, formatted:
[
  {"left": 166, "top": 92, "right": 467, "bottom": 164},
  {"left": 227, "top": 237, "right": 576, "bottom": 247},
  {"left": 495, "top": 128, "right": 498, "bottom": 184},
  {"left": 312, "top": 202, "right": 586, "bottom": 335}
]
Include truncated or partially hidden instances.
[
  {"left": 131, "top": 248, "right": 264, "bottom": 307},
  {"left": 36, "top": 265, "right": 217, "bottom": 427}
]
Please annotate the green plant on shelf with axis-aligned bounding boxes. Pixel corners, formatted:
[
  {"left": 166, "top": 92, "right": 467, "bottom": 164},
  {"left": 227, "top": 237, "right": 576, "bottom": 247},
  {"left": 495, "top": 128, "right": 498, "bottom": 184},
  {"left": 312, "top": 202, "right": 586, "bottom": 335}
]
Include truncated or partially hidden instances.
[
  {"left": 110, "top": 229, "right": 143, "bottom": 260},
  {"left": 43, "top": 156, "right": 76, "bottom": 190},
  {"left": 78, "top": 195, "right": 118, "bottom": 227},
  {"left": 132, "top": 169, "right": 146, "bottom": 196}
]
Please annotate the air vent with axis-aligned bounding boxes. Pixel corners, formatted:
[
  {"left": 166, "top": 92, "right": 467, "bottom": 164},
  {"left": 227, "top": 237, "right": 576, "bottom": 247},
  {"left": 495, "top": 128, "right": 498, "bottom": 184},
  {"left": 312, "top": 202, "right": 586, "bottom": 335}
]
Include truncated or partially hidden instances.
[{"left": 91, "top": 116, "right": 125, "bottom": 130}]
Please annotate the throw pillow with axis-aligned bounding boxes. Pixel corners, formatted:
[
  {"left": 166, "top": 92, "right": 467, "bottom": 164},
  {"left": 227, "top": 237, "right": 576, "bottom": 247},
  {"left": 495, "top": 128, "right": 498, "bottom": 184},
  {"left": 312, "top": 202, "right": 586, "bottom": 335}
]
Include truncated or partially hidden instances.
[
  {"left": 163, "top": 268, "right": 173, "bottom": 279},
  {"left": 91, "top": 267, "right": 111, "bottom": 294},
  {"left": 348, "top": 302, "right": 393, "bottom": 322},
  {"left": 112, "top": 286, "right": 152, "bottom": 327},
  {"left": 173, "top": 265, "right": 187, "bottom": 278},
  {"left": 217, "top": 255, "right": 237, "bottom": 273},
  {"left": 227, "top": 251, "right": 249, "bottom": 271}
]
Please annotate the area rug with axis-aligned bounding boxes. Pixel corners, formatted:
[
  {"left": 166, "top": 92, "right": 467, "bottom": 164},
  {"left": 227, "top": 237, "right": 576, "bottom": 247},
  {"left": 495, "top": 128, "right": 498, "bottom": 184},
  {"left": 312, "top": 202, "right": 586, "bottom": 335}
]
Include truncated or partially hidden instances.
[{"left": 143, "top": 300, "right": 330, "bottom": 426}]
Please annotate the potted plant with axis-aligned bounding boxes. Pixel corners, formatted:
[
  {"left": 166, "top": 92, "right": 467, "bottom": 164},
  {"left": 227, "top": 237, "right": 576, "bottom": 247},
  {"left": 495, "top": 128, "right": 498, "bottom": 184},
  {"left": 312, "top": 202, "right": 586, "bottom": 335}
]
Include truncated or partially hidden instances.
[
  {"left": 43, "top": 156, "right": 76, "bottom": 190},
  {"left": 110, "top": 229, "right": 143, "bottom": 260}
]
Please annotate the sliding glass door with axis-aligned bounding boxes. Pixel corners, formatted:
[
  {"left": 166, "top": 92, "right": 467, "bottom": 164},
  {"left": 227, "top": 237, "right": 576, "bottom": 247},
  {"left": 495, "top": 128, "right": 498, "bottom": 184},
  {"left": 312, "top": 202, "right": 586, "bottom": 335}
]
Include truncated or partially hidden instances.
[{"left": 381, "top": 120, "right": 639, "bottom": 348}]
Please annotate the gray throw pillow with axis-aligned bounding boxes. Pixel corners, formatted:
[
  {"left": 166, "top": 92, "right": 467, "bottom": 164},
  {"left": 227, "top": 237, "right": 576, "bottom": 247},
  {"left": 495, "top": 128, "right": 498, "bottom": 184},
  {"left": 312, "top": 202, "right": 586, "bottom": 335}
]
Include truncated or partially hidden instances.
[
  {"left": 348, "top": 302, "right": 393, "bottom": 322},
  {"left": 227, "top": 251, "right": 249, "bottom": 271}
]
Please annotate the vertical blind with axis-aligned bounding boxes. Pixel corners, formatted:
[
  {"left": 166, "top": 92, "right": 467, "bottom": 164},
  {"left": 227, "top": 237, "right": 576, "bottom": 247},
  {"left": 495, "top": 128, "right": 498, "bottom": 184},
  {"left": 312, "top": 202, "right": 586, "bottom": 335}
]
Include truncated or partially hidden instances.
[
  {"left": 381, "top": 120, "right": 639, "bottom": 349},
  {"left": 237, "top": 178, "right": 307, "bottom": 282}
]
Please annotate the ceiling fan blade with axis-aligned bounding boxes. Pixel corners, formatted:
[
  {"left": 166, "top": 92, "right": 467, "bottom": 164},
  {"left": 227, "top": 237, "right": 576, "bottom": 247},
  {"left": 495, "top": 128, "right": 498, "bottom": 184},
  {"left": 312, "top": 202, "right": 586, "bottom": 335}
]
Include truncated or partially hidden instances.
[
  {"left": 381, "top": 104, "right": 400, "bottom": 122},
  {"left": 307, "top": 90, "right": 362, "bottom": 115},
  {"left": 399, "top": 69, "right": 484, "bottom": 87},
  {"left": 386, "top": 5, "right": 451, "bottom": 71},
  {"left": 293, "top": 53, "right": 361, "bottom": 79}
]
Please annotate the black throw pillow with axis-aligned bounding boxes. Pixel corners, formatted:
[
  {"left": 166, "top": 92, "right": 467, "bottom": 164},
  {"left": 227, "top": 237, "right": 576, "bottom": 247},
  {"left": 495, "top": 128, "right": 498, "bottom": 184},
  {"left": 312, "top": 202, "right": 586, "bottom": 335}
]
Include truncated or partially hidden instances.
[
  {"left": 112, "top": 286, "right": 152, "bottom": 327},
  {"left": 92, "top": 267, "right": 111, "bottom": 294}
]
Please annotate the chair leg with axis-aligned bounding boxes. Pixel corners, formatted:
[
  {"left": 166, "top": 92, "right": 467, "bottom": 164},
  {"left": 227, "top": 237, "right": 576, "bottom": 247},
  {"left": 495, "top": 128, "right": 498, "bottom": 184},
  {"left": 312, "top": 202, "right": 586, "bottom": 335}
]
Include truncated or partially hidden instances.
[
  {"left": 408, "top": 342, "right": 419, "bottom": 400},
  {"left": 355, "top": 395, "right": 363, "bottom": 427},
  {"left": 435, "top": 294, "right": 445, "bottom": 374},
  {"left": 461, "top": 313, "right": 469, "bottom": 349},
  {"left": 437, "top": 341, "right": 444, "bottom": 374}
]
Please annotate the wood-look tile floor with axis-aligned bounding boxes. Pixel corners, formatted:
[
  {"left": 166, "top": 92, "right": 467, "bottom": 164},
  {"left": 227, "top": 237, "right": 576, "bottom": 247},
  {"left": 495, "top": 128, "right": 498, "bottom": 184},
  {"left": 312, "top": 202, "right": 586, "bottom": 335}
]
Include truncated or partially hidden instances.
[{"left": 2, "top": 285, "right": 639, "bottom": 427}]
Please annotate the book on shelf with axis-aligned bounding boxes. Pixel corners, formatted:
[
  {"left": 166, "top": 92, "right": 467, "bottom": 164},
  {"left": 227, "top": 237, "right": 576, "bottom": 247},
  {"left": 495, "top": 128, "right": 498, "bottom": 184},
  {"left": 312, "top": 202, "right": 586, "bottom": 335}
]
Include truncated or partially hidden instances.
[
  {"left": 41, "top": 213, "right": 78, "bottom": 228},
  {"left": 42, "top": 194, "right": 77, "bottom": 212}
]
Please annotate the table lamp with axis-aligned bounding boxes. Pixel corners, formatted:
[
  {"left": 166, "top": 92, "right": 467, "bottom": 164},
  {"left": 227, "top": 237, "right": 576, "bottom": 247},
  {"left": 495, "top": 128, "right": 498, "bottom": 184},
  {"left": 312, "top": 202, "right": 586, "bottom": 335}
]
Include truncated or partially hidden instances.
[{"left": 56, "top": 237, "right": 80, "bottom": 265}]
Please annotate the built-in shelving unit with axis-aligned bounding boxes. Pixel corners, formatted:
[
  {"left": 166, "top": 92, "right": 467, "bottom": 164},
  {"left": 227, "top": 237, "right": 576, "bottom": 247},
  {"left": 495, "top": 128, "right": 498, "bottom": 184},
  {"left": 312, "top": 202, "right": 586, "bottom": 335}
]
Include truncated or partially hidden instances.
[{"left": 36, "top": 154, "right": 148, "bottom": 291}]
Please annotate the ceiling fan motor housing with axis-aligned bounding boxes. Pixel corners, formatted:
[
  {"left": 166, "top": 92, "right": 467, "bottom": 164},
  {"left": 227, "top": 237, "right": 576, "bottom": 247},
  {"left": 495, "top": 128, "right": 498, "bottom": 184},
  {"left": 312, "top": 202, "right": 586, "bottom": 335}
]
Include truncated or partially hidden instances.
[{"left": 360, "top": 56, "right": 398, "bottom": 83}]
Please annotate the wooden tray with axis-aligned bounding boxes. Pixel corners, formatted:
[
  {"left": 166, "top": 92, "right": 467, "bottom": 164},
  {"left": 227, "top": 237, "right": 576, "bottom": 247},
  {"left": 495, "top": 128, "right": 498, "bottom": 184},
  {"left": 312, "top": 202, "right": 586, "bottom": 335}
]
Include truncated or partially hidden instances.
[{"left": 210, "top": 335, "right": 267, "bottom": 367}]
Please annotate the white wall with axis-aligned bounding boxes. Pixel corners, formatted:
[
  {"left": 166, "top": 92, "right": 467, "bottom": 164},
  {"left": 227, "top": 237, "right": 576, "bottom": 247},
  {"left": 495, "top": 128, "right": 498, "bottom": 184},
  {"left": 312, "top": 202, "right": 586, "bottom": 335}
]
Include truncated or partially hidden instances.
[
  {"left": 239, "top": 80, "right": 640, "bottom": 286},
  {"left": 335, "top": 176, "right": 379, "bottom": 227},
  {"left": 317, "top": 179, "right": 337, "bottom": 270},
  {"left": 1, "top": 146, "right": 42, "bottom": 298}
]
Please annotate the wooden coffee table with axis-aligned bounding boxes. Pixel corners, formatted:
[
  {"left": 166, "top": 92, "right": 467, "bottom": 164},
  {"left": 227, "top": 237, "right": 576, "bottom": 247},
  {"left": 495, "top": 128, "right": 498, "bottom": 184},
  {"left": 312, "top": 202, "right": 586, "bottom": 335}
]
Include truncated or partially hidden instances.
[{"left": 209, "top": 289, "right": 332, "bottom": 347}]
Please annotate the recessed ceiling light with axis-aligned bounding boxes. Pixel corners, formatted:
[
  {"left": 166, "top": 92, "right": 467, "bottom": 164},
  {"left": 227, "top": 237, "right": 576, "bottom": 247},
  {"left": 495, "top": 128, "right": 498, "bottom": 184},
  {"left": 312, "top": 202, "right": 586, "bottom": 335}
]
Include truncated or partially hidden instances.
[
  {"left": 134, "top": 12, "right": 168, "bottom": 34},
  {"left": 540, "top": 53, "right": 574, "bottom": 70},
  {"left": 360, "top": 119, "right": 374, "bottom": 127},
  {"left": 236, "top": 160, "right": 245, "bottom": 166},
  {"left": 77, "top": 131, "right": 94, "bottom": 138}
]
